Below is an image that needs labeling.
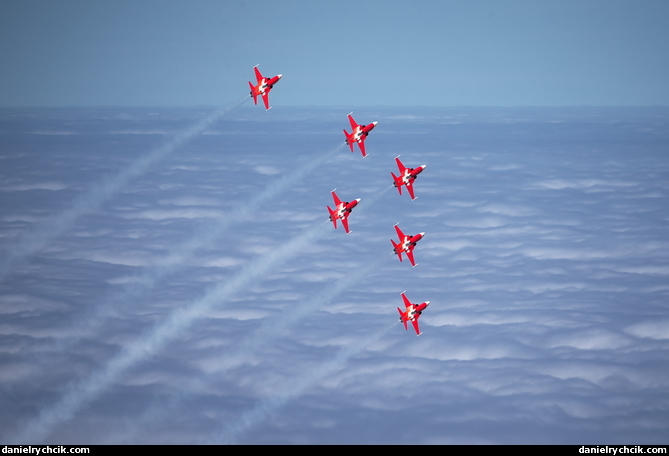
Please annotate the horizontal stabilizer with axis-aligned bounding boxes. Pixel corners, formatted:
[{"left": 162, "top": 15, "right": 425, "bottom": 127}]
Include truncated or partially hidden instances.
[{"left": 397, "top": 307, "right": 408, "bottom": 330}]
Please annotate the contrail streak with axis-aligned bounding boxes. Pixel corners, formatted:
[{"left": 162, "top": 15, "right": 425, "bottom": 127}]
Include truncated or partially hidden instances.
[
  {"left": 204, "top": 322, "right": 397, "bottom": 445},
  {"left": 3, "top": 123, "right": 342, "bottom": 401},
  {"left": 10, "top": 218, "right": 330, "bottom": 444},
  {"left": 24, "top": 143, "right": 344, "bottom": 365},
  {"left": 202, "top": 188, "right": 394, "bottom": 372},
  {"left": 107, "top": 254, "right": 387, "bottom": 444},
  {"left": 0, "top": 96, "right": 248, "bottom": 281},
  {"left": 102, "top": 185, "right": 394, "bottom": 444}
]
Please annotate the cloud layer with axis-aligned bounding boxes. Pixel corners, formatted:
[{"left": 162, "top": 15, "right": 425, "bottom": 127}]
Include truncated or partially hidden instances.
[{"left": 1, "top": 106, "right": 668, "bottom": 444}]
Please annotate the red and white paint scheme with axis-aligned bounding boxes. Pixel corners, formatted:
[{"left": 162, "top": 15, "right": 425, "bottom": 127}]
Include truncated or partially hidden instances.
[
  {"left": 390, "top": 224, "right": 425, "bottom": 267},
  {"left": 327, "top": 190, "right": 360, "bottom": 234},
  {"left": 397, "top": 292, "right": 430, "bottom": 336},
  {"left": 248, "top": 65, "right": 282, "bottom": 110},
  {"left": 391, "top": 156, "right": 426, "bottom": 200},
  {"left": 343, "top": 113, "right": 377, "bottom": 157}
]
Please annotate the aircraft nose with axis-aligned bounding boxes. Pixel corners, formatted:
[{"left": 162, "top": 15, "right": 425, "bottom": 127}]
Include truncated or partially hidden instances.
[
  {"left": 277, "top": 74, "right": 283, "bottom": 79},
  {"left": 425, "top": 301, "right": 430, "bottom": 307},
  {"left": 355, "top": 198, "right": 361, "bottom": 203},
  {"left": 419, "top": 232, "right": 426, "bottom": 237},
  {"left": 372, "top": 121, "right": 378, "bottom": 126}
]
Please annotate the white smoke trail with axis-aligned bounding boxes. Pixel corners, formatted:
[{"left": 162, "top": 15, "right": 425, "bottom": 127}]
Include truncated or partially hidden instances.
[
  {"left": 3, "top": 121, "right": 342, "bottom": 399},
  {"left": 195, "top": 187, "right": 399, "bottom": 445},
  {"left": 204, "top": 187, "right": 395, "bottom": 371},
  {"left": 0, "top": 96, "right": 248, "bottom": 281},
  {"left": 10, "top": 218, "right": 330, "bottom": 444},
  {"left": 104, "top": 185, "right": 394, "bottom": 444},
  {"left": 106, "top": 253, "right": 387, "bottom": 444},
  {"left": 204, "top": 322, "right": 397, "bottom": 445},
  {"left": 31, "top": 142, "right": 344, "bottom": 360}
]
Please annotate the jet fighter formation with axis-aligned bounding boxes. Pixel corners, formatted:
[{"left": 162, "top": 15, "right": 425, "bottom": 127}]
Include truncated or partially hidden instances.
[
  {"left": 248, "top": 65, "right": 282, "bottom": 110},
  {"left": 327, "top": 190, "right": 360, "bottom": 234},
  {"left": 247, "top": 66, "right": 433, "bottom": 335},
  {"left": 343, "top": 113, "right": 378, "bottom": 157},
  {"left": 391, "top": 224, "right": 425, "bottom": 267},
  {"left": 397, "top": 292, "right": 430, "bottom": 336},
  {"left": 391, "top": 156, "right": 426, "bottom": 200}
]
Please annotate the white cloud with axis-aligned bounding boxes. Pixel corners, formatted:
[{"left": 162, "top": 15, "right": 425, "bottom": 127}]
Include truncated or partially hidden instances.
[
  {"left": 624, "top": 320, "right": 669, "bottom": 340},
  {"left": 3, "top": 106, "right": 669, "bottom": 444}
]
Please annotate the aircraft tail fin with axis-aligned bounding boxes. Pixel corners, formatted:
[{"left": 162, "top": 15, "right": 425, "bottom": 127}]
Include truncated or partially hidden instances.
[
  {"left": 391, "top": 240, "right": 402, "bottom": 262},
  {"left": 391, "top": 172, "right": 402, "bottom": 194},
  {"left": 397, "top": 307, "right": 408, "bottom": 330},
  {"left": 343, "top": 130, "right": 354, "bottom": 151},
  {"left": 327, "top": 206, "right": 337, "bottom": 229},
  {"left": 248, "top": 82, "right": 258, "bottom": 105}
]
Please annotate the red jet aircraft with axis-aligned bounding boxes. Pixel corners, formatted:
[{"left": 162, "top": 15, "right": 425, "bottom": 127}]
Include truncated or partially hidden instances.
[
  {"left": 343, "top": 113, "right": 377, "bottom": 157},
  {"left": 327, "top": 190, "right": 361, "bottom": 234},
  {"left": 248, "top": 66, "right": 282, "bottom": 110},
  {"left": 391, "top": 156, "right": 426, "bottom": 200},
  {"left": 390, "top": 224, "right": 425, "bottom": 267},
  {"left": 397, "top": 292, "right": 430, "bottom": 336}
]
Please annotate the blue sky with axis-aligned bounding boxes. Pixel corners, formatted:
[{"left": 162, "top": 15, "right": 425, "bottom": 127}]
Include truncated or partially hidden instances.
[{"left": 1, "top": 0, "right": 668, "bottom": 107}]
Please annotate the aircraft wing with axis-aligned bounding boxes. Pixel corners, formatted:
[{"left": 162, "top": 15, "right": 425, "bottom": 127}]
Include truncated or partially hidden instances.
[
  {"left": 348, "top": 114, "right": 358, "bottom": 130},
  {"left": 394, "top": 224, "right": 405, "bottom": 239},
  {"left": 341, "top": 217, "right": 350, "bottom": 234},
  {"left": 401, "top": 293, "right": 412, "bottom": 309},
  {"left": 254, "top": 66, "right": 264, "bottom": 83},
  {"left": 406, "top": 182, "right": 416, "bottom": 200},
  {"left": 411, "top": 318, "right": 422, "bottom": 336},
  {"left": 406, "top": 249, "right": 417, "bottom": 267},
  {"left": 358, "top": 140, "right": 367, "bottom": 157},
  {"left": 261, "top": 93, "right": 270, "bottom": 110},
  {"left": 395, "top": 157, "right": 406, "bottom": 173},
  {"left": 331, "top": 191, "right": 342, "bottom": 206}
]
